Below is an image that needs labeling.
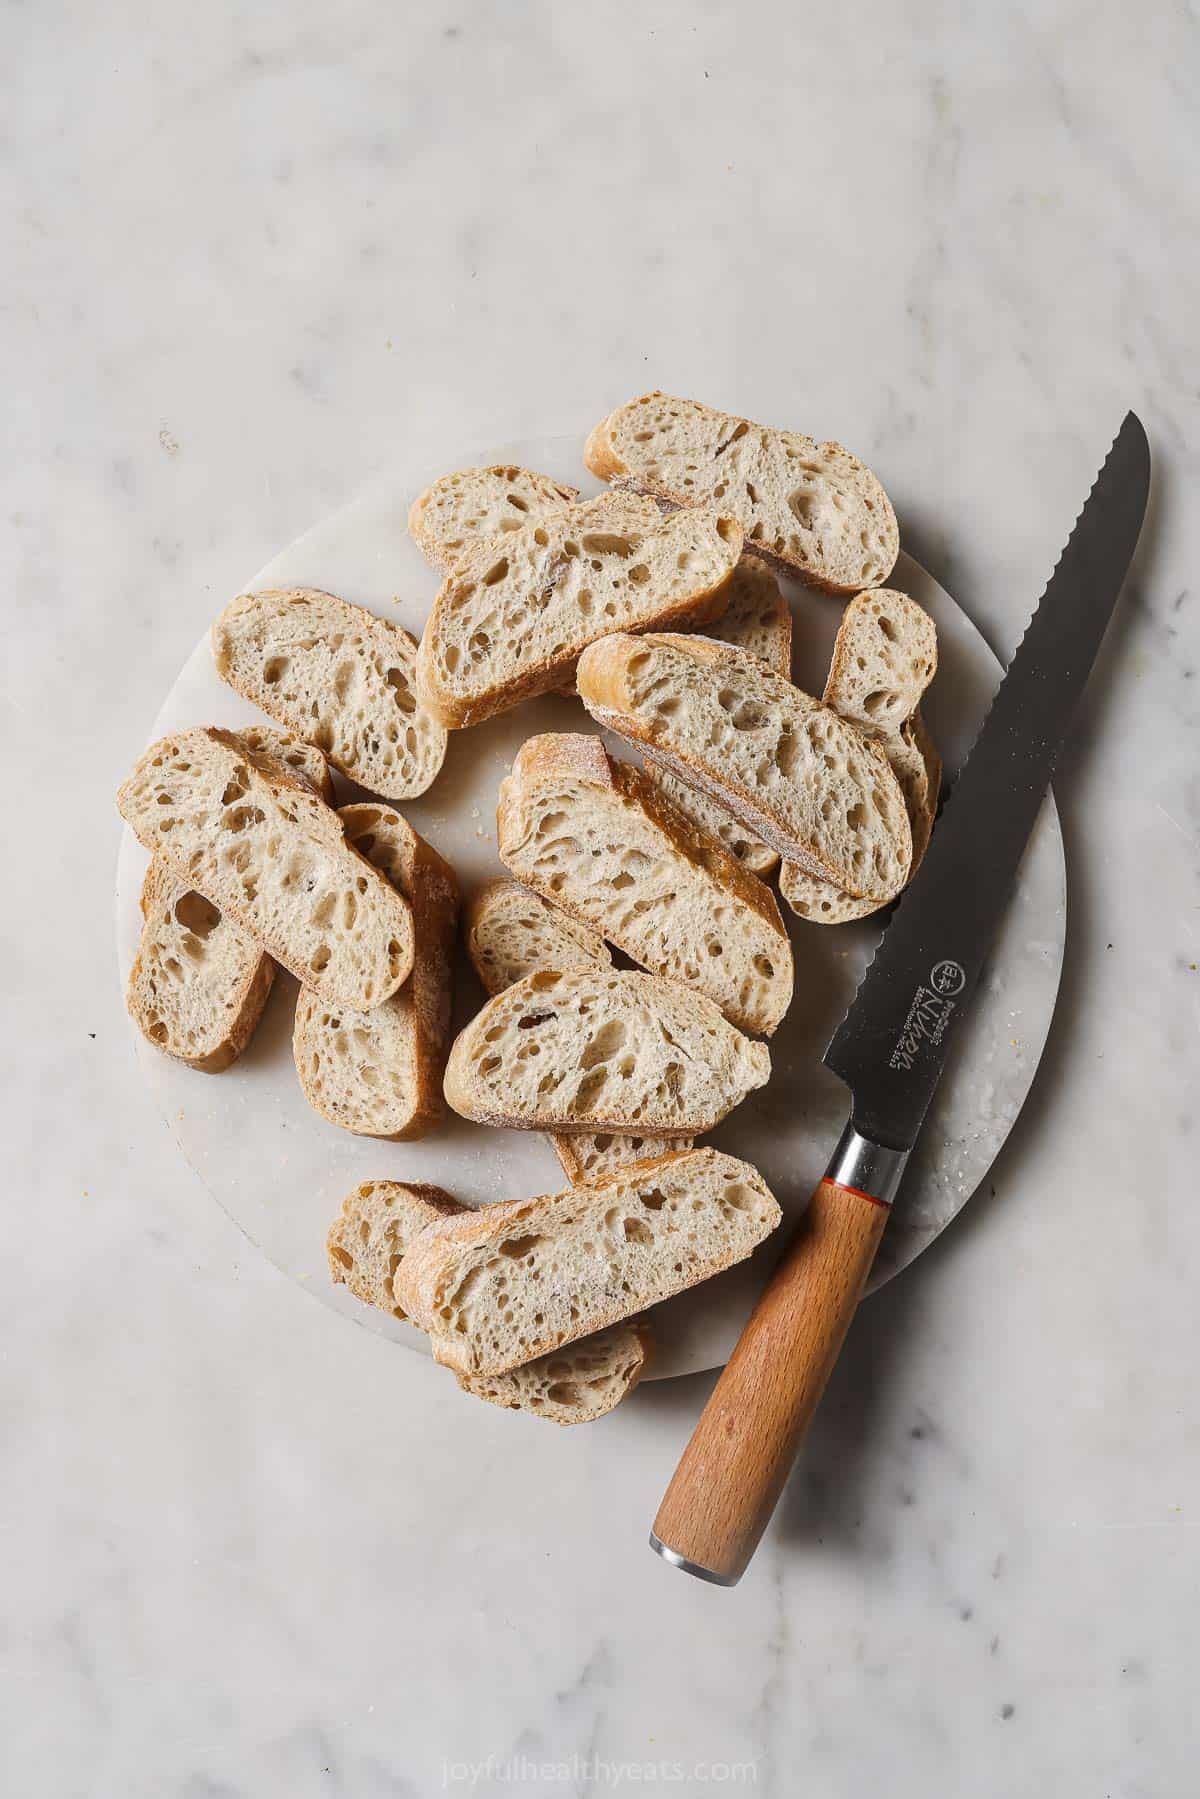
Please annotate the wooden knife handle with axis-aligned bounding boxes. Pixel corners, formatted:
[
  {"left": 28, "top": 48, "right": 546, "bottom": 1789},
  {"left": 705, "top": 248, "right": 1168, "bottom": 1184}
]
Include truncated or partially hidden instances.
[{"left": 651, "top": 1134, "right": 904, "bottom": 1586}]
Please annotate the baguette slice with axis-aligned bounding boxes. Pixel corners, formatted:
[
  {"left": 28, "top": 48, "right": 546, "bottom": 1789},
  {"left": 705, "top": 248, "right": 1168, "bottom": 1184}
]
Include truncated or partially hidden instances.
[
  {"left": 211, "top": 587, "right": 447, "bottom": 800},
  {"left": 126, "top": 727, "right": 333, "bottom": 1069},
  {"left": 415, "top": 493, "right": 742, "bottom": 728},
  {"left": 118, "top": 728, "right": 414, "bottom": 1007},
  {"left": 408, "top": 465, "right": 579, "bottom": 570},
  {"left": 445, "top": 967, "right": 769, "bottom": 1136},
  {"left": 497, "top": 734, "right": 792, "bottom": 1036},
  {"left": 328, "top": 1179, "right": 651, "bottom": 1424},
  {"left": 779, "top": 717, "right": 941, "bottom": 922},
  {"left": 823, "top": 587, "right": 938, "bottom": 736},
  {"left": 585, "top": 391, "right": 898, "bottom": 593},
  {"left": 781, "top": 591, "right": 940, "bottom": 923},
  {"left": 650, "top": 764, "right": 780, "bottom": 877},
  {"left": 294, "top": 806, "right": 458, "bottom": 1137},
  {"left": 464, "top": 881, "right": 689, "bottom": 1180},
  {"left": 896, "top": 710, "right": 942, "bottom": 871},
  {"left": 465, "top": 878, "right": 613, "bottom": 992},
  {"left": 235, "top": 725, "right": 335, "bottom": 802},
  {"left": 127, "top": 861, "right": 275, "bottom": 1072},
  {"left": 695, "top": 554, "right": 792, "bottom": 676},
  {"left": 395, "top": 1147, "right": 781, "bottom": 1377},
  {"left": 577, "top": 634, "right": 911, "bottom": 901},
  {"left": 646, "top": 557, "right": 791, "bottom": 874}
]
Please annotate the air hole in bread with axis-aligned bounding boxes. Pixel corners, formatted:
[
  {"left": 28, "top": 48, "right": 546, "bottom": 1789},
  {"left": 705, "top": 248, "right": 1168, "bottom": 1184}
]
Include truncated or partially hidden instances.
[
  {"left": 173, "top": 891, "right": 220, "bottom": 938},
  {"left": 499, "top": 1235, "right": 543, "bottom": 1260}
]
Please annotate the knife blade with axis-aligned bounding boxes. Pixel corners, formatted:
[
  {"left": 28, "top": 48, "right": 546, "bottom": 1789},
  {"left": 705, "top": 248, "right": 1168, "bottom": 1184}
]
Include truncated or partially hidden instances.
[
  {"left": 826, "top": 411, "right": 1151, "bottom": 1150},
  {"left": 650, "top": 415, "right": 1150, "bottom": 1585}
]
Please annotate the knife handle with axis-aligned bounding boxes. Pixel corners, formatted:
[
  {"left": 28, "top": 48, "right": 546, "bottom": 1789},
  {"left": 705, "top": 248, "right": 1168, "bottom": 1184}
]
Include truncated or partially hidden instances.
[{"left": 651, "top": 1126, "right": 907, "bottom": 1586}]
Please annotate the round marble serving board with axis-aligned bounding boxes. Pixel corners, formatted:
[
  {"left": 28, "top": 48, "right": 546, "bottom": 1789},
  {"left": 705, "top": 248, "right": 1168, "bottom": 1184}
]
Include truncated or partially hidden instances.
[{"left": 115, "top": 433, "right": 1066, "bottom": 1379}]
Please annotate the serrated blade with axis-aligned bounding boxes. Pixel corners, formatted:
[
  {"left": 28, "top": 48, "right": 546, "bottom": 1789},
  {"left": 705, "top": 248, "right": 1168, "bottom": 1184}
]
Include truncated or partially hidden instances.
[{"left": 824, "top": 413, "right": 1150, "bottom": 1152}]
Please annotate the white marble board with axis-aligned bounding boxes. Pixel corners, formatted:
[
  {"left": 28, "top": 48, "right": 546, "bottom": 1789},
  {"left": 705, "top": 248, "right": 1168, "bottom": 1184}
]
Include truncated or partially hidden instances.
[{"left": 114, "top": 433, "right": 1066, "bottom": 1379}]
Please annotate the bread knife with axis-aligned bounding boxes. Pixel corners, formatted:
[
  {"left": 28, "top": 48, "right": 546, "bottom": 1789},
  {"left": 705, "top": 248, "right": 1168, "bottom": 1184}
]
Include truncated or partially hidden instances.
[{"left": 651, "top": 413, "right": 1151, "bottom": 1585}]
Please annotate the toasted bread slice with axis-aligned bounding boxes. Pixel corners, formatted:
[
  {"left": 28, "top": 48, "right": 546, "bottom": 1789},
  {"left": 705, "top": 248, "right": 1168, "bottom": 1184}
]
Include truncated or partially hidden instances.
[
  {"left": 118, "top": 728, "right": 414, "bottom": 1008},
  {"left": 576, "top": 634, "right": 911, "bottom": 901},
  {"left": 394, "top": 1147, "right": 781, "bottom": 1377},
  {"left": 211, "top": 587, "right": 447, "bottom": 800},
  {"left": 408, "top": 465, "right": 579, "bottom": 570},
  {"left": 415, "top": 493, "right": 742, "bottom": 728},
  {"left": 464, "top": 881, "right": 688, "bottom": 1180},
  {"left": 328, "top": 1179, "right": 651, "bottom": 1424},
  {"left": 294, "top": 805, "right": 458, "bottom": 1137},
  {"left": 496, "top": 734, "right": 792, "bottom": 1036},
  {"left": 126, "top": 861, "right": 275, "bottom": 1072},
  {"left": 585, "top": 392, "right": 897, "bottom": 593},
  {"left": 444, "top": 967, "right": 769, "bottom": 1136}
]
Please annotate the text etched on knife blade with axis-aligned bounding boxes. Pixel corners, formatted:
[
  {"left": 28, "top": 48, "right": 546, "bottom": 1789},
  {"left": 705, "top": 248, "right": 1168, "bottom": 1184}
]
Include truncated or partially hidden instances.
[{"left": 889, "top": 964, "right": 964, "bottom": 1071}]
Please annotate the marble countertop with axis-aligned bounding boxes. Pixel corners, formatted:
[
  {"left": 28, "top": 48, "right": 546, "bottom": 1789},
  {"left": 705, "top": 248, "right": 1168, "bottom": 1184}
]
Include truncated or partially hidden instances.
[{"left": 5, "top": 3, "right": 1197, "bottom": 1794}]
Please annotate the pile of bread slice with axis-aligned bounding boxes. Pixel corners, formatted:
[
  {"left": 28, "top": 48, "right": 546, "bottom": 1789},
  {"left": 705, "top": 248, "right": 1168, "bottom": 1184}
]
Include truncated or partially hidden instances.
[{"left": 118, "top": 392, "right": 940, "bottom": 1426}]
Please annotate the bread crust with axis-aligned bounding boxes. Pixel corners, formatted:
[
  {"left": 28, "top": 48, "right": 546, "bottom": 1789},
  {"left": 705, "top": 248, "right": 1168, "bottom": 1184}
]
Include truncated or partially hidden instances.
[{"left": 584, "top": 391, "right": 898, "bottom": 595}]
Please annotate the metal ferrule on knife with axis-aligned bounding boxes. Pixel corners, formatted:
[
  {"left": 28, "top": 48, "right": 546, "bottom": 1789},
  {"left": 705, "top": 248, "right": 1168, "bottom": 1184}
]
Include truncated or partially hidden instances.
[{"left": 825, "top": 1122, "right": 909, "bottom": 1210}]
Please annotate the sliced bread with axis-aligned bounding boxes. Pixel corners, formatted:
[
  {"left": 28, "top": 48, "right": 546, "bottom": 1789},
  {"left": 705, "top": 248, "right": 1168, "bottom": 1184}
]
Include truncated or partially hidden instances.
[
  {"left": 394, "top": 1147, "right": 781, "bottom": 1377},
  {"left": 414, "top": 492, "right": 742, "bottom": 728},
  {"left": 823, "top": 587, "right": 938, "bottom": 736},
  {"left": 464, "top": 881, "right": 688, "bottom": 1182},
  {"left": 126, "top": 860, "right": 275, "bottom": 1072},
  {"left": 465, "top": 878, "right": 613, "bottom": 993},
  {"left": 211, "top": 587, "right": 447, "bottom": 800},
  {"left": 780, "top": 592, "right": 940, "bottom": 923},
  {"left": 576, "top": 633, "right": 911, "bottom": 901},
  {"left": 234, "top": 725, "right": 334, "bottom": 802},
  {"left": 584, "top": 391, "right": 898, "bottom": 593},
  {"left": 780, "top": 712, "right": 942, "bottom": 921},
  {"left": 408, "top": 465, "right": 579, "bottom": 570},
  {"left": 118, "top": 728, "right": 414, "bottom": 1008},
  {"left": 444, "top": 967, "right": 769, "bottom": 1136},
  {"left": 894, "top": 710, "right": 941, "bottom": 871},
  {"left": 699, "top": 555, "right": 792, "bottom": 675},
  {"left": 645, "top": 557, "right": 791, "bottom": 874},
  {"left": 126, "top": 726, "right": 333, "bottom": 1069},
  {"left": 650, "top": 764, "right": 780, "bottom": 877},
  {"left": 294, "top": 805, "right": 459, "bottom": 1137},
  {"left": 328, "top": 1179, "right": 651, "bottom": 1424},
  {"left": 496, "top": 734, "right": 793, "bottom": 1036}
]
